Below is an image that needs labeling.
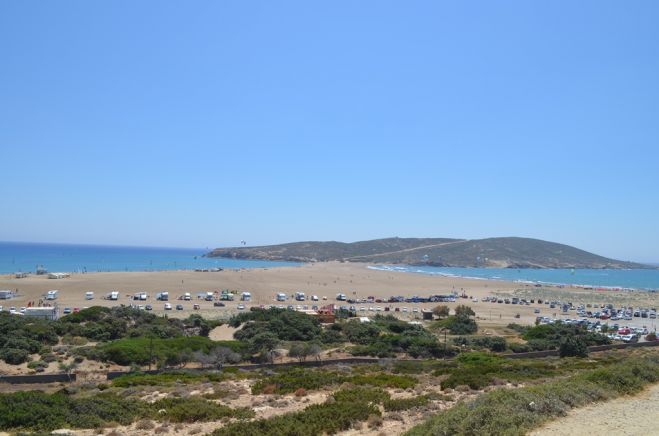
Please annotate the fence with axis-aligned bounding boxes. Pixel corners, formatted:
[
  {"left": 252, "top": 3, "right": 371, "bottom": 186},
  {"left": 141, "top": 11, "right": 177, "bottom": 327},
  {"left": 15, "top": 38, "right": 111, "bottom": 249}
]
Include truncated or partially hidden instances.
[
  {"left": 503, "top": 339, "right": 659, "bottom": 359},
  {"left": 0, "top": 373, "right": 76, "bottom": 384}
]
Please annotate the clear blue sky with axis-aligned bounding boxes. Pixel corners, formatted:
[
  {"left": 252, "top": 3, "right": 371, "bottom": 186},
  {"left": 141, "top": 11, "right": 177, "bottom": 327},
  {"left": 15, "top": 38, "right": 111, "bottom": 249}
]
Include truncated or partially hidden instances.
[{"left": 1, "top": 1, "right": 658, "bottom": 262}]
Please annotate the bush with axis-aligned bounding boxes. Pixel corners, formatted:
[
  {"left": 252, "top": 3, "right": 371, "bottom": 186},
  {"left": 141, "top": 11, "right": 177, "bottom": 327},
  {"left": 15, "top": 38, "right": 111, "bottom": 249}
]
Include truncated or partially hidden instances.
[
  {"left": 252, "top": 368, "right": 345, "bottom": 395},
  {"left": 435, "top": 315, "right": 478, "bottom": 335},
  {"left": 151, "top": 397, "right": 254, "bottom": 423},
  {"left": 98, "top": 336, "right": 216, "bottom": 366},
  {"left": 406, "top": 354, "right": 659, "bottom": 436},
  {"left": 350, "top": 373, "right": 418, "bottom": 389},
  {"left": 230, "top": 308, "right": 322, "bottom": 342},
  {"left": 509, "top": 343, "right": 531, "bottom": 353},
  {"left": 0, "top": 348, "right": 30, "bottom": 365},
  {"left": 212, "top": 397, "right": 380, "bottom": 436},
  {"left": 559, "top": 336, "right": 588, "bottom": 358},
  {"left": 383, "top": 395, "right": 430, "bottom": 411}
]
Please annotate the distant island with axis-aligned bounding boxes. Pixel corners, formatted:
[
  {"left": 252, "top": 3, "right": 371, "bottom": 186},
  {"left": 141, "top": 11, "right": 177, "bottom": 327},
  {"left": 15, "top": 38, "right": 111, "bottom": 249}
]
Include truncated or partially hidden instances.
[{"left": 207, "top": 237, "right": 651, "bottom": 269}]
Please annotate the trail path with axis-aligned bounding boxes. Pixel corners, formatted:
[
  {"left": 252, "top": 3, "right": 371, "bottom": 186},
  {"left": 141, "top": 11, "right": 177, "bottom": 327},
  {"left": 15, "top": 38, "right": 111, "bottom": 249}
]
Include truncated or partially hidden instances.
[
  {"left": 530, "top": 383, "right": 659, "bottom": 436},
  {"left": 344, "top": 239, "right": 468, "bottom": 260}
]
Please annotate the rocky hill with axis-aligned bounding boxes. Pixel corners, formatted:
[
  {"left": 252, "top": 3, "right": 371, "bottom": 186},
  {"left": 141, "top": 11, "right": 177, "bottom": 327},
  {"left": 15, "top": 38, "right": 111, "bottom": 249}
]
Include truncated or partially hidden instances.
[{"left": 207, "top": 237, "right": 650, "bottom": 269}]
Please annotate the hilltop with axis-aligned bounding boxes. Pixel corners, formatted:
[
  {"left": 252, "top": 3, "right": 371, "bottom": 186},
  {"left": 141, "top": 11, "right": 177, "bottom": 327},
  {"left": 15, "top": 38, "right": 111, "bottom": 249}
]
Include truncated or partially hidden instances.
[{"left": 207, "top": 237, "right": 649, "bottom": 269}]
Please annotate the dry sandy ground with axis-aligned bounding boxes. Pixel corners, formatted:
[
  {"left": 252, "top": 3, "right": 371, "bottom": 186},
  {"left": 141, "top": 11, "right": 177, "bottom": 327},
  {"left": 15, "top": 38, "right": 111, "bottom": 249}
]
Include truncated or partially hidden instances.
[
  {"left": 1, "top": 262, "right": 655, "bottom": 329},
  {"left": 531, "top": 382, "right": 659, "bottom": 436}
]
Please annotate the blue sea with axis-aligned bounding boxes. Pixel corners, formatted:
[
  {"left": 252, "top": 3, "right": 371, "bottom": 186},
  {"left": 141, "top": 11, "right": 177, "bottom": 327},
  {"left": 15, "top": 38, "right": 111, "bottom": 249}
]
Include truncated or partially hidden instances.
[
  {"left": 368, "top": 265, "right": 659, "bottom": 291},
  {"left": 0, "top": 242, "right": 301, "bottom": 274}
]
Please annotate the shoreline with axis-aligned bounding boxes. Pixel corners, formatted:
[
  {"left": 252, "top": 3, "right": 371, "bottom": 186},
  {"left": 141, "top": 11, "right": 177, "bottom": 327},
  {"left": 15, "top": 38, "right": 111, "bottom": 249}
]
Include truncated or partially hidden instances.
[
  {"left": 2, "top": 261, "right": 658, "bottom": 293},
  {"left": 366, "top": 264, "right": 659, "bottom": 293}
]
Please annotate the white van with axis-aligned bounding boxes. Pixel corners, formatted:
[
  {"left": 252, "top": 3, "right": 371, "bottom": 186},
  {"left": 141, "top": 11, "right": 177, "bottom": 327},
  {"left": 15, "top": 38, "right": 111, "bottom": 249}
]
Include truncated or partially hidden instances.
[
  {"left": 46, "top": 290, "right": 59, "bottom": 300},
  {"left": 85, "top": 291, "right": 94, "bottom": 300}
]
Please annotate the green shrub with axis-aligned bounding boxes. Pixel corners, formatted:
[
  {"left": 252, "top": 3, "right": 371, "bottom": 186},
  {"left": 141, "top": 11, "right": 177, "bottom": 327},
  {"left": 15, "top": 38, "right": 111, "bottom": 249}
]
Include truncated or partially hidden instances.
[
  {"left": 0, "top": 348, "right": 30, "bottom": 365},
  {"left": 350, "top": 373, "right": 417, "bottom": 389},
  {"left": 384, "top": 395, "right": 430, "bottom": 411},
  {"left": 151, "top": 397, "right": 254, "bottom": 422},
  {"left": 559, "top": 336, "right": 588, "bottom": 358},
  {"left": 0, "top": 391, "right": 146, "bottom": 431},
  {"left": 435, "top": 316, "right": 478, "bottom": 335},
  {"left": 406, "top": 354, "right": 659, "bottom": 436},
  {"left": 333, "top": 387, "right": 390, "bottom": 404},
  {"left": 509, "top": 343, "right": 531, "bottom": 353},
  {"left": 98, "top": 336, "right": 216, "bottom": 366},
  {"left": 213, "top": 399, "right": 379, "bottom": 436},
  {"left": 252, "top": 368, "right": 345, "bottom": 394}
]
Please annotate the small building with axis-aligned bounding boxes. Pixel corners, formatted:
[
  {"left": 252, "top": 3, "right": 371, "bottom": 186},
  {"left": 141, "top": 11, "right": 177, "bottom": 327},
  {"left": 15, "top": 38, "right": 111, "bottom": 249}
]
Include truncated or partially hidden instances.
[
  {"left": 422, "top": 309, "right": 434, "bottom": 320},
  {"left": 15, "top": 272, "right": 28, "bottom": 279},
  {"left": 24, "top": 307, "right": 58, "bottom": 320}
]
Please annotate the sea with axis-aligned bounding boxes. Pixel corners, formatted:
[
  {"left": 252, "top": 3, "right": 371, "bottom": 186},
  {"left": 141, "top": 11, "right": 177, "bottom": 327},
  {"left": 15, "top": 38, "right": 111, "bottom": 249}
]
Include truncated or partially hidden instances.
[
  {"left": 0, "top": 242, "right": 301, "bottom": 274},
  {"left": 368, "top": 265, "right": 659, "bottom": 292}
]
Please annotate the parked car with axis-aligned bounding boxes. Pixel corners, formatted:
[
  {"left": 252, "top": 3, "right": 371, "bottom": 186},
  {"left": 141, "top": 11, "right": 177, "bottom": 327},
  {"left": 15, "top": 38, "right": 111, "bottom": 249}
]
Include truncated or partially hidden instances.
[
  {"left": 176, "top": 304, "right": 184, "bottom": 310},
  {"left": 164, "top": 303, "right": 172, "bottom": 310},
  {"left": 213, "top": 301, "right": 225, "bottom": 307},
  {"left": 62, "top": 307, "right": 72, "bottom": 314},
  {"left": 145, "top": 304, "right": 153, "bottom": 311},
  {"left": 237, "top": 304, "right": 246, "bottom": 310}
]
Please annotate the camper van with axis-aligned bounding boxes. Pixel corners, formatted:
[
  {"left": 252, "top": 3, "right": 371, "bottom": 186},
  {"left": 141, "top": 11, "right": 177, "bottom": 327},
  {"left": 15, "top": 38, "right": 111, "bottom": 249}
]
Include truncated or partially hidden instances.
[
  {"left": 241, "top": 292, "right": 252, "bottom": 301},
  {"left": 156, "top": 291, "right": 169, "bottom": 301},
  {"left": 183, "top": 292, "right": 192, "bottom": 301},
  {"left": 205, "top": 291, "right": 214, "bottom": 301},
  {"left": 295, "top": 292, "right": 306, "bottom": 301},
  {"left": 106, "top": 291, "right": 119, "bottom": 301},
  {"left": 85, "top": 291, "right": 94, "bottom": 300},
  {"left": 133, "top": 292, "right": 148, "bottom": 301},
  {"left": 46, "top": 290, "right": 59, "bottom": 300},
  {"left": 276, "top": 293, "right": 287, "bottom": 302},
  {"left": 336, "top": 293, "right": 347, "bottom": 301}
]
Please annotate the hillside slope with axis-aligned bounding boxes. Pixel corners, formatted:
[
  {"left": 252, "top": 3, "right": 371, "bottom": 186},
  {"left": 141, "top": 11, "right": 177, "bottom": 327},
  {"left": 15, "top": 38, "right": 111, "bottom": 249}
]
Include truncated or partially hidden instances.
[{"left": 207, "top": 237, "right": 649, "bottom": 269}]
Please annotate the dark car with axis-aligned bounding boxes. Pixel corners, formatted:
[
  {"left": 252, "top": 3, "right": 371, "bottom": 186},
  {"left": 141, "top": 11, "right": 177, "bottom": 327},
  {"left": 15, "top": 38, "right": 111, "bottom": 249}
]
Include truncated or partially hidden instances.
[
  {"left": 176, "top": 304, "right": 184, "bottom": 310},
  {"left": 145, "top": 304, "right": 153, "bottom": 311},
  {"left": 213, "top": 301, "right": 225, "bottom": 307}
]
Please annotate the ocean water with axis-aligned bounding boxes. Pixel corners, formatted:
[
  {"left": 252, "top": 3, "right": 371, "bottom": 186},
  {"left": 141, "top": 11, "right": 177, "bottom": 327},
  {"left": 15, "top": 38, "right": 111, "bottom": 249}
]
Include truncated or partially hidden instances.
[
  {"left": 368, "top": 265, "right": 659, "bottom": 291},
  {"left": 0, "top": 242, "right": 301, "bottom": 274}
]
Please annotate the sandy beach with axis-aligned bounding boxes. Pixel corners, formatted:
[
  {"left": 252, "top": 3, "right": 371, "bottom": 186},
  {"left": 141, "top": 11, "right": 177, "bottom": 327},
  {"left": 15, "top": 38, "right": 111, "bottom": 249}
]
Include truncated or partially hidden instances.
[{"left": 1, "top": 262, "right": 656, "bottom": 331}]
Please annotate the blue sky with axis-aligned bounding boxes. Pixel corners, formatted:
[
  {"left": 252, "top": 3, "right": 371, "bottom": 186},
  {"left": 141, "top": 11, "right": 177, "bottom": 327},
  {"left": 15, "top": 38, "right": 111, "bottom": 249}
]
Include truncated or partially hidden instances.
[{"left": 1, "top": 1, "right": 658, "bottom": 262}]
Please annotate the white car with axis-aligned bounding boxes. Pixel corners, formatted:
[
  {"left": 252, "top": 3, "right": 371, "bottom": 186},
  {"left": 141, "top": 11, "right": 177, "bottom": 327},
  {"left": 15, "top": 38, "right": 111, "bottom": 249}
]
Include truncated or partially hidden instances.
[
  {"left": 237, "top": 304, "right": 246, "bottom": 310},
  {"left": 412, "top": 308, "right": 419, "bottom": 313},
  {"left": 402, "top": 307, "right": 409, "bottom": 312},
  {"left": 164, "top": 303, "right": 172, "bottom": 310},
  {"left": 359, "top": 306, "right": 366, "bottom": 312}
]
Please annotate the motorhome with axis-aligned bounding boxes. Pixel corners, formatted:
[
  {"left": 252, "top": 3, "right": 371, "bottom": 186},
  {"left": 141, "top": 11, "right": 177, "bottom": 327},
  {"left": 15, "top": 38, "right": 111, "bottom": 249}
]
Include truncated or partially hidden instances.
[
  {"left": 133, "top": 292, "right": 148, "bottom": 301},
  {"left": 0, "top": 290, "right": 14, "bottom": 300},
  {"left": 106, "top": 291, "right": 119, "bottom": 301},
  {"left": 276, "top": 293, "right": 287, "bottom": 302},
  {"left": 241, "top": 292, "right": 252, "bottom": 301},
  {"left": 205, "top": 291, "right": 214, "bottom": 301},
  {"left": 85, "top": 291, "right": 94, "bottom": 300},
  {"left": 295, "top": 292, "right": 305, "bottom": 301},
  {"left": 156, "top": 291, "right": 169, "bottom": 301},
  {"left": 336, "top": 293, "right": 347, "bottom": 301},
  {"left": 46, "top": 290, "right": 59, "bottom": 300},
  {"left": 48, "top": 272, "right": 70, "bottom": 279},
  {"left": 183, "top": 292, "right": 192, "bottom": 301}
]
